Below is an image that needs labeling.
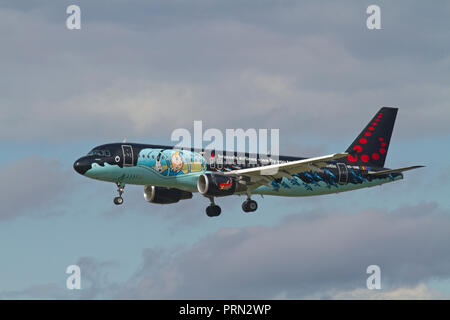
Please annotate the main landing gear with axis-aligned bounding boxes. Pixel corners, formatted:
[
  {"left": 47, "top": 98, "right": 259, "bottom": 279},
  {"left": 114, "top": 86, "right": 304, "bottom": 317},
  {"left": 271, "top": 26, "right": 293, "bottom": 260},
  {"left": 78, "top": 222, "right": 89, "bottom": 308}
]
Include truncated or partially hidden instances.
[
  {"left": 205, "top": 197, "right": 221, "bottom": 217},
  {"left": 242, "top": 194, "right": 258, "bottom": 213},
  {"left": 204, "top": 195, "right": 258, "bottom": 217},
  {"left": 113, "top": 182, "right": 125, "bottom": 205},
  {"left": 242, "top": 199, "right": 258, "bottom": 212}
]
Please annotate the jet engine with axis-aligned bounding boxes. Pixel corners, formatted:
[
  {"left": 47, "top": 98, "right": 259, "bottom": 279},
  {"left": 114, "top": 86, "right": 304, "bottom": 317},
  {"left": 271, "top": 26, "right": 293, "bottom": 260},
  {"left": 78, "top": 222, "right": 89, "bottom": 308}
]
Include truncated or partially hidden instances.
[
  {"left": 197, "top": 173, "right": 246, "bottom": 197},
  {"left": 144, "top": 185, "right": 193, "bottom": 204}
]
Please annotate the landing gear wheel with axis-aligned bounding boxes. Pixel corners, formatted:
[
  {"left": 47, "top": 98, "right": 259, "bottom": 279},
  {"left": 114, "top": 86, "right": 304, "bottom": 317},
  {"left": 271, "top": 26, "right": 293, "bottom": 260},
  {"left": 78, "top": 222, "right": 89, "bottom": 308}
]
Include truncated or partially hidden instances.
[
  {"left": 114, "top": 182, "right": 125, "bottom": 205},
  {"left": 114, "top": 196, "right": 123, "bottom": 205},
  {"left": 248, "top": 200, "right": 257, "bottom": 211},
  {"left": 206, "top": 205, "right": 221, "bottom": 217},
  {"left": 242, "top": 200, "right": 258, "bottom": 212}
]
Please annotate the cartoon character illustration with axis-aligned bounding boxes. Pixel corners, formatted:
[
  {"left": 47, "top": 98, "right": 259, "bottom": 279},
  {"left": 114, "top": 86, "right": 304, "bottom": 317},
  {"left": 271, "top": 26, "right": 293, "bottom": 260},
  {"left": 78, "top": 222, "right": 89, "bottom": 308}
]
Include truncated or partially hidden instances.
[
  {"left": 137, "top": 149, "right": 170, "bottom": 175},
  {"left": 159, "top": 150, "right": 186, "bottom": 176},
  {"left": 171, "top": 152, "right": 183, "bottom": 172},
  {"left": 137, "top": 148, "right": 206, "bottom": 175},
  {"left": 154, "top": 152, "right": 163, "bottom": 173}
]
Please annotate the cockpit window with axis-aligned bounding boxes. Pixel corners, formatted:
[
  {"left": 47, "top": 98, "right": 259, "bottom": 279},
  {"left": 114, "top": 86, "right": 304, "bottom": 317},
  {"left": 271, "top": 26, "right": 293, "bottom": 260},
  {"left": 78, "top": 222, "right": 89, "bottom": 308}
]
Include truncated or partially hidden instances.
[
  {"left": 88, "top": 150, "right": 103, "bottom": 156},
  {"left": 87, "top": 149, "right": 110, "bottom": 157}
]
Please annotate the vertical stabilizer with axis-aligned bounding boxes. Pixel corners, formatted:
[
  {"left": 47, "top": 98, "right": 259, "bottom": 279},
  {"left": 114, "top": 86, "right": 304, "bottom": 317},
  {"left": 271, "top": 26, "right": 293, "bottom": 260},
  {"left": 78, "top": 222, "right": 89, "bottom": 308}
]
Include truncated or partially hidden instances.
[{"left": 345, "top": 107, "right": 398, "bottom": 168}]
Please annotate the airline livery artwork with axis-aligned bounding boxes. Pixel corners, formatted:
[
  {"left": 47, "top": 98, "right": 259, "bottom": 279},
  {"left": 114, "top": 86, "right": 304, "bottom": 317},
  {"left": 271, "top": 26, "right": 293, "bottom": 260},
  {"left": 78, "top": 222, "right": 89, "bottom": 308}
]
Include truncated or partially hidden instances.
[
  {"left": 137, "top": 149, "right": 207, "bottom": 176},
  {"left": 73, "top": 107, "right": 425, "bottom": 217}
]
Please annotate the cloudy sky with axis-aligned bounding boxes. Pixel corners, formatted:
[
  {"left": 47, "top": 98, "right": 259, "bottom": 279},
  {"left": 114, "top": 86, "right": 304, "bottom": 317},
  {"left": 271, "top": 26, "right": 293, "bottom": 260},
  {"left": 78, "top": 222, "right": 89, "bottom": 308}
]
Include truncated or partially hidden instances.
[{"left": 1, "top": 0, "right": 450, "bottom": 299}]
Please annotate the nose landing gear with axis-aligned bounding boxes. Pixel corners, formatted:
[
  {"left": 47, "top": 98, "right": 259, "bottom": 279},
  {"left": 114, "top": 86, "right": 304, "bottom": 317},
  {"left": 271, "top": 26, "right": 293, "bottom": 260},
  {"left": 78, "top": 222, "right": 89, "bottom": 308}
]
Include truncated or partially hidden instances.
[{"left": 113, "top": 182, "right": 125, "bottom": 205}]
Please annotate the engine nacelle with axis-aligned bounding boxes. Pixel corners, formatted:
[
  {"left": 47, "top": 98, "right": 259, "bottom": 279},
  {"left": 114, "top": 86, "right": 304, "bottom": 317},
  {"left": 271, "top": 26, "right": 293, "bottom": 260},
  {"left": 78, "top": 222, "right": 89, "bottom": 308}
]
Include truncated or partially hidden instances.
[
  {"left": 144, "top": 185, "right": 193, "bottom": 204},
  {"left": 197, "top": 173, "right": 246, "bottom": 197}
]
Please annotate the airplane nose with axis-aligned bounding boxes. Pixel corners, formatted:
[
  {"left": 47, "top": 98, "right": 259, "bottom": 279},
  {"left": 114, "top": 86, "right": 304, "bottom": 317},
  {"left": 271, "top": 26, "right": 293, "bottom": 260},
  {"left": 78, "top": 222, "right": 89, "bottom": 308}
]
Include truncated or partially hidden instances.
[{"left": 73, "top": 157, "right": 91, "bottom": 175}]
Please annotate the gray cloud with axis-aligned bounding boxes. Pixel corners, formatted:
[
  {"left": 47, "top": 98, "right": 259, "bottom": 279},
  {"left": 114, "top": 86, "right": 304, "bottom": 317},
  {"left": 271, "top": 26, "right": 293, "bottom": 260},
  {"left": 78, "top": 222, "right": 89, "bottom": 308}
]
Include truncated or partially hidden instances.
[
  {"left": 0, "top": 1, "right": 449, "bottom": 142},
  {"left": 74, "top": 256, "right": 121, "bottom": 299},
  {"left": 114, "top": 202, "right": 450, "bottom": 299},
  {"left": 3, "top": 202, "right": 449, "bottom": 300},
  {"left": 317, "top": 283, "right": 449, "bottom": 300},
  {"left": 0, "top": 157, "right": 74, "bottom": 220},
  {"left": 0, "top": 256, "right": 120, "bottom": 299},
  {"left": 0, "top": 283, "right": 67, "bottom": 300}
]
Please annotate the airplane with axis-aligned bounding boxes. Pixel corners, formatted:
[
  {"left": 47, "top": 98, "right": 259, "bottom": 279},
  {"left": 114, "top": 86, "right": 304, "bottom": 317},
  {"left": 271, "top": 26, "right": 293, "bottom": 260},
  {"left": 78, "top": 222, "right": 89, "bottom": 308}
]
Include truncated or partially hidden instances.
[{"left": 73, "top": 107, "right": 424, "bottom": 217}]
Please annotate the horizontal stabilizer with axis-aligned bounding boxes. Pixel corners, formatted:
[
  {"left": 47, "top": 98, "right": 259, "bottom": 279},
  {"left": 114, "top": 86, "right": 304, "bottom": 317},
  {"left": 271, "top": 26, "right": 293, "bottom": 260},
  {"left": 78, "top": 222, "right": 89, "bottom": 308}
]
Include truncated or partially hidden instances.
[{"left": 369, "top": 165, "right": 425, "bottom": 175}]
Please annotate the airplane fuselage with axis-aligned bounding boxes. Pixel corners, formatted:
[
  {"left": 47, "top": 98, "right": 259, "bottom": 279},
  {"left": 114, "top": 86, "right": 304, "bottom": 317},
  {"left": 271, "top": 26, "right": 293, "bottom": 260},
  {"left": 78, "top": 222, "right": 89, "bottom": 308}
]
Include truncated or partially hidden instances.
[{"left": 74, "top": 142, "right": 403, "bottom": 197}]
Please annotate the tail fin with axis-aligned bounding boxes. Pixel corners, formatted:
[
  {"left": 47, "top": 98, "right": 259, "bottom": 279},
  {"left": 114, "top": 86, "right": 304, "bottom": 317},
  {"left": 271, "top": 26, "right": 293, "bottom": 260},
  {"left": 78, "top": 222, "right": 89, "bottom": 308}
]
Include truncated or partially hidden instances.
[{"left": 345, "top": 107, "right": 398, "bottom": 168}]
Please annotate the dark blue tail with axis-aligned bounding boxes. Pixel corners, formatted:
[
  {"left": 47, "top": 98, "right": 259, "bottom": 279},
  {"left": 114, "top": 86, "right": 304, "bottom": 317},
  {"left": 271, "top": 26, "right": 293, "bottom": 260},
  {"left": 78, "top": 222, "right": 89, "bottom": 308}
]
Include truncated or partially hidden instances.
[{"left": 345, "top": 107, "right": 398, "bottom": 168}]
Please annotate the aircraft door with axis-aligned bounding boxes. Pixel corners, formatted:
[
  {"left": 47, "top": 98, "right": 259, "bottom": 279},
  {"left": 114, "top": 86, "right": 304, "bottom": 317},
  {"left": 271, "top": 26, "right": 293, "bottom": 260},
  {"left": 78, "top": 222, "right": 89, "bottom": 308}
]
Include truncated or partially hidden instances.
[
  {"left": 337, "top": 163, "right": 348, "bottom": 185},
  {"left": 122, "top": 145, "right": 134, "bottom": 166}
]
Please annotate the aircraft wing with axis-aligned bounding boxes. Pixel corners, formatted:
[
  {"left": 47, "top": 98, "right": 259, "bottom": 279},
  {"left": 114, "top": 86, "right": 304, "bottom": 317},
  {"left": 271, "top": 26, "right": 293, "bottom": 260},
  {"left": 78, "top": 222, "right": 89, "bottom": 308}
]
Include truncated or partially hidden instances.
[
  {"left": 368, "top": 165, "right": 425, "bottom": 175},
  {"left": 223, "top": 153, "right": 348, "bottom": 187}
]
